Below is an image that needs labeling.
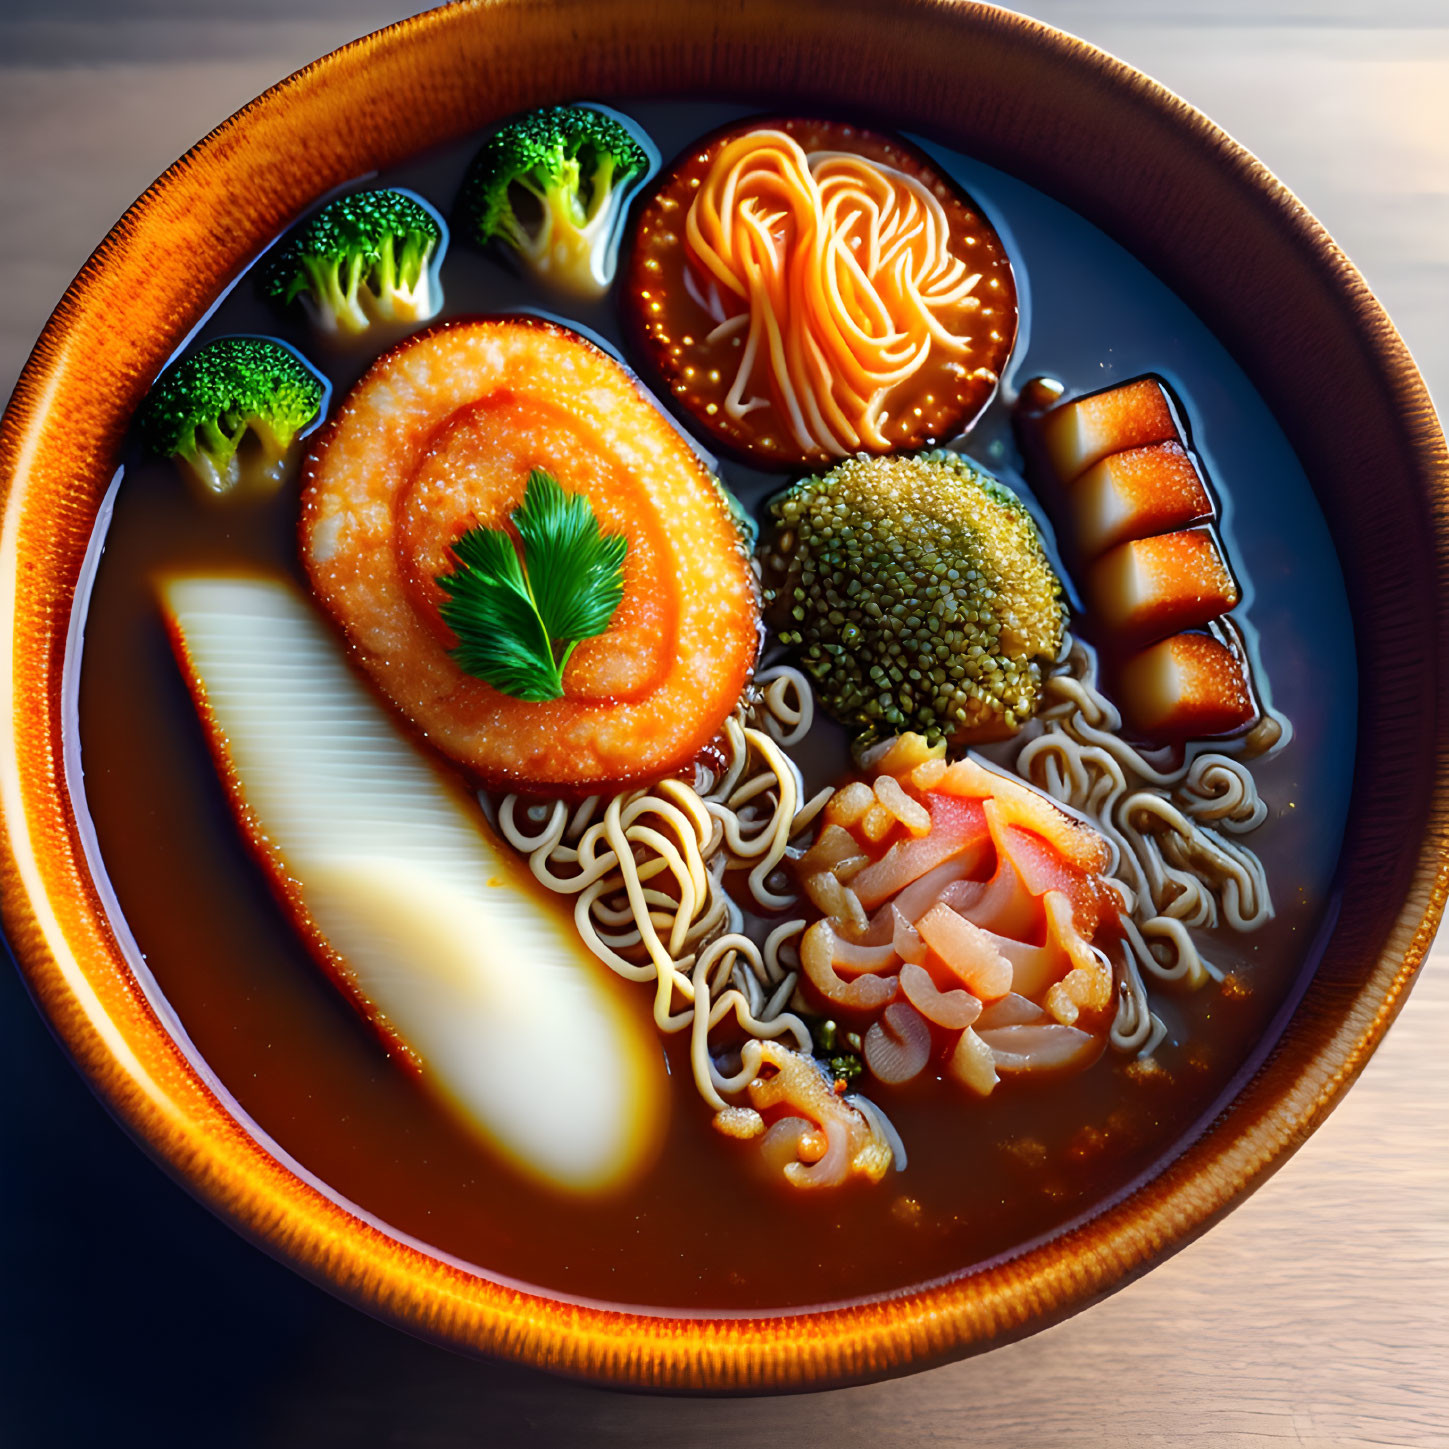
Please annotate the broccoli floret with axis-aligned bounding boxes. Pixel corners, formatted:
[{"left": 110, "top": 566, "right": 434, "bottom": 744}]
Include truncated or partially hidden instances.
[
  {"left": 458, "top": 105, "right": 651, "bottom": 298},
  {"left": 139, "top": 336, "right": 325, "bottom": 499},
  {"left": 768, "top": 451, "right": 1066, "bottom": 754},
  {"left": 267, "top": 188, "right": 444, "bottom": 335}
]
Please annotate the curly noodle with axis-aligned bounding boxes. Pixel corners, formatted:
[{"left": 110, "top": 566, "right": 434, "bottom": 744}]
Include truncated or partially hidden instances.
[
  {"left": 492, "top": 666, "right": 832, "bottom": 1114},
  {"left": 1014, "top": 636, "right": 1277, "bottom": 1056}
]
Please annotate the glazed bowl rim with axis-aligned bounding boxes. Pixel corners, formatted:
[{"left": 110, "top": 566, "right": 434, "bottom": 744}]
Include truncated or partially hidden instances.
[{"left": 1, "top": 0, "right": 1445, "bottom": 1392}]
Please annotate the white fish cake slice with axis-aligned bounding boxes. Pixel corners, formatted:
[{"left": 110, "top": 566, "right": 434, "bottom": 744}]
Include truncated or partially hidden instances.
[{"left": 161, "top": 573, "right": 666, "bottom": 1196}]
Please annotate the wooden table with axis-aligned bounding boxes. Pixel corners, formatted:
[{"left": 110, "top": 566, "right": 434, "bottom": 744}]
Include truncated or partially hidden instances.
[{"left": 1, "top": 4, "right": 1444, "bottom": 1445}]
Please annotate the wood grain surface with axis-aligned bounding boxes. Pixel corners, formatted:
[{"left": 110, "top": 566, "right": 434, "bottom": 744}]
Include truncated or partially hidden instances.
[{"left": 1, "top": 3, "right": 1445, "bottom": 1445}]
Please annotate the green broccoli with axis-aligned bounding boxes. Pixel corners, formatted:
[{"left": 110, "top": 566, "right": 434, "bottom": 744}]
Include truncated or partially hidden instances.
[
  {"left": 266, "top": 188, "right": 444, "bottom": 335},
  {"left": 458, "top": 105, "right": 651, "bottom": 298},
  {"left": 804, "top": 1019, "right": 866, "bottom": 1084},
  {"left": 767, "top": 451, "right": 1066, "bottom": 754},
  {"left": 139, "top": 336, "right": 325, "bottom": 499}
]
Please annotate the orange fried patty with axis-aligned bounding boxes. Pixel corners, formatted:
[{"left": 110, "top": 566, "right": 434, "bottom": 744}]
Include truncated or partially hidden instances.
[{"left": 300, "top": 317, "right": 760, "bottom": 790}]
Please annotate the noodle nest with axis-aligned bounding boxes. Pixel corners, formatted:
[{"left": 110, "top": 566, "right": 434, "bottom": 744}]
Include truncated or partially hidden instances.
[
  {"left": 494, "top": 672, "right": 832, "bottom": 1081},
  {"left": 627, "top": 118, "right": 1016, "bottom": 467},
  {"left": 1014, "top": 636, "right": 1278, "bottom": 1055}
]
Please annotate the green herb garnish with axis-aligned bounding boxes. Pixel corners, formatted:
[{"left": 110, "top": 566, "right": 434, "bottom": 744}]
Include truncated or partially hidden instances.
[{"left": 436, "top": 469, "right": 627, "bottom": 701}]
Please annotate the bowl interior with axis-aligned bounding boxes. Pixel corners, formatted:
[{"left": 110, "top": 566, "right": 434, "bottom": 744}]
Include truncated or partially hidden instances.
[{"left": 0, "top": 0, "right": 1444, "bottom": 1390}]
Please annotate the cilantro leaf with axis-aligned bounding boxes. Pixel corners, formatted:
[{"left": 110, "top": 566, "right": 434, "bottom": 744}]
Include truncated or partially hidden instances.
[
  {"left": 435, "top": 469, "right": 627, "bottom": 702},
  {"left": 515, "top": 468, "right": 629, "bottom": 644}
]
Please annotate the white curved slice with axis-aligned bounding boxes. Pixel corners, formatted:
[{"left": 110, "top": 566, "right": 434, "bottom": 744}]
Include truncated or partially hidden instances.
[{"left": 160, "top": 573, "right": 665, "bottom": 1195}]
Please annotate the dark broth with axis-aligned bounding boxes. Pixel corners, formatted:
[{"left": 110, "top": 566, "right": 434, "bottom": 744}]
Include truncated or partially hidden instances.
[{"left": 72, "top": 101, "right": 1355, "bottom": 1311}]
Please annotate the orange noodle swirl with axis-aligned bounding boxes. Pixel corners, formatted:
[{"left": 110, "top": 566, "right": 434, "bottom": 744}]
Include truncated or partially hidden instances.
[
  {"left": 685, "top": 130, "right": 981, "bottom": 456},
  {"left": 627, "top": 119, "right": 1016, "bottom": 468}
]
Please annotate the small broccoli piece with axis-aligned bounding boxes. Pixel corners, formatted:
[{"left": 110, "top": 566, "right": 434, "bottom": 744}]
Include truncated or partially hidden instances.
[
  {"left": 458, "top": 104, "right": 651, "bottom": 298},
  {"left": 806, "top": 1019, "right": 866, "bottom": 1085},
  {"left": 139, "top": 336, "right": 325, "bottom": 499},
  {"left": 768, "top": 451, "right": 1066, "bottom": 754},
  {"left": 267, "top": 188, "right": 444, "bottom": 335}
]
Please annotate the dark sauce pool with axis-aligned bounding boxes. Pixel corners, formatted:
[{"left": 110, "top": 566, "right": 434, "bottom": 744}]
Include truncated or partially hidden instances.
[{"left": 71, "top": 101, "right": 1356, "bottom": 1312}]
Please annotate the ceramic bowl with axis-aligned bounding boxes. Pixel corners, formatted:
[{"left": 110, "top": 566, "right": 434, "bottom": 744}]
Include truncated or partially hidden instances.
[{"left": 1, "top": 0, "right": 1445, "bottom": 1392}]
